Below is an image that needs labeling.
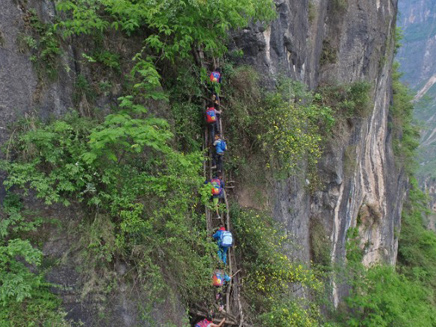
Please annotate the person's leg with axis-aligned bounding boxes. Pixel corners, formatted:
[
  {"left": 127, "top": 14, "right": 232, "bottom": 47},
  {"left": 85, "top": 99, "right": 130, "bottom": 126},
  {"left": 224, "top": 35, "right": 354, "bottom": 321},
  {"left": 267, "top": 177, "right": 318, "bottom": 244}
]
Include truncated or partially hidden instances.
[
  {"left": 217, "top": 290, "right": 224, "bottom": 311},
  {"left": 213, "top": 196, "right": 220, "bottom": 218},
  {"left": 211, "top": 122, "right": 217, "bottom": 141},
  {"left": 215, "top": 94, "right": 220, "bottom": 109},
  {"left": 217, "top": 154, "right": 223, "bottom": 172},
  {"left": 212, "top": 152, "right": 217, "bottom": 168},
  {"left": 222, "top": 247, "right": 227, "bottom": 265},
  {"left": 209, "top": 124, "right": 215, "bottom": 144},
  {"left": 215, "top": 115, "right": 220, "bottom": 136},
  {"left": 217, "top": 247, "right": 224, "bottom": 263}
]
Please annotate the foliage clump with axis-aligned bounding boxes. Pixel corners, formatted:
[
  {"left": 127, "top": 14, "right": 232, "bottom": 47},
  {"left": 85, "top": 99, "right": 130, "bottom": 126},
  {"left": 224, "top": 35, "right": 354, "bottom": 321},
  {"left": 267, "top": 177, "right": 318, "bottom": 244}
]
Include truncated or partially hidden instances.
[
  {"left": 0, "top": 194, "right": 72, "bottom": 326},
  {"left": 317, "top": 81, "right": 372, "bottom": 119},
  {"left": 225, "top": 66, "right": 334, "bottom": 178},
  {"left": 1, "top": 102, "right": 217, "bottom": 304},
  {"left": 390, "top": 62, "right": 420, "bottom": 173},
  {"left": 56, "top": 0, "right": 276, "bottom": 59},
  {"left": 231, "top": 205, "right": 323, "bottom": 326}
]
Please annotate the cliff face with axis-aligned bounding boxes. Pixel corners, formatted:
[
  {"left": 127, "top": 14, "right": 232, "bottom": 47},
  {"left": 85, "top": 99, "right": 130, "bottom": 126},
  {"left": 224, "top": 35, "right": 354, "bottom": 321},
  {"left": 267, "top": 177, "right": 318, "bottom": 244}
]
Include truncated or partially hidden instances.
[
  {"left": 0, "top": 0, "right": 73, "bottom": 200},
  {"left": 0, "top": 0, "right": 405, "bottom": 324},
  {"left": 233, "top": 0, "right": 404, "bottom": 302},
  {"left": 0, "top": 0, "right": 73, "bottom": 134}
]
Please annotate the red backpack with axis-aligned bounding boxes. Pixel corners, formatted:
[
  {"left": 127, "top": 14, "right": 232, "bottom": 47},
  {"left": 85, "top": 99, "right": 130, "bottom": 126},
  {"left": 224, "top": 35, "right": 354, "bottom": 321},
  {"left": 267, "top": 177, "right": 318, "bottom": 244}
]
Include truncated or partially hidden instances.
[
  {"left": 210, "top": 71, "right": 220, "bottom": 83},
  {"left": 211, "top": 178, "right": 221, "bottom": 196},
  {"left": 195, "top": 319, "right": 212, "bottom": 327},
  {"left": 212, "top": 270, "right": 225, "bottom": 286},
  {"left": 206, "top": 107, "right": 217, "bottom": 123}
]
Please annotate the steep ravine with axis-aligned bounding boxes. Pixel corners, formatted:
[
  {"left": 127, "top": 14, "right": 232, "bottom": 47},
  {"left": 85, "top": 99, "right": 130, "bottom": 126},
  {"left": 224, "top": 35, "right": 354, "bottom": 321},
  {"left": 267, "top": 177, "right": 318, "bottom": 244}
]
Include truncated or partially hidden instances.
[{"left": 0, "top": 0, "right": 404, "bottom": 325}]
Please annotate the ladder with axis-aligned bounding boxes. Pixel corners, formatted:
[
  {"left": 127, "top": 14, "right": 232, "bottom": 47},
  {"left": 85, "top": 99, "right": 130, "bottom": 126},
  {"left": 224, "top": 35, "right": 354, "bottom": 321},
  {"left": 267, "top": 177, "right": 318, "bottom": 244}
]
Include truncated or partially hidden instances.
[{"left": 197, "top": 49, "right": 245, "bottom": 326}]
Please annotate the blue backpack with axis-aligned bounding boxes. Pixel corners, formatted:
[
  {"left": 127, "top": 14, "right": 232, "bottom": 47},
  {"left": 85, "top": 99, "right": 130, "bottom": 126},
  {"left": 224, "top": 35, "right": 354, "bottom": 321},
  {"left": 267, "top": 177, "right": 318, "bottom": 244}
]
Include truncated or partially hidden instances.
[
  {"left": 218, "top": 140, "right": 227, "bottom": 152},
  {"left": 220, "top": 231, "right": 233, "bottom": 247}
]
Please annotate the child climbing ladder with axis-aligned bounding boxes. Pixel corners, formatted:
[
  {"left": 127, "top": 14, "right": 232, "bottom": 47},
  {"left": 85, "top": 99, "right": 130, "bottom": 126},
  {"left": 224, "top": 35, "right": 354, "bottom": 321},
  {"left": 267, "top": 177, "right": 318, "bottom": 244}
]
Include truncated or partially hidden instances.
[{"left": 194, "top": 61, "right": 244, "bottom": 326}]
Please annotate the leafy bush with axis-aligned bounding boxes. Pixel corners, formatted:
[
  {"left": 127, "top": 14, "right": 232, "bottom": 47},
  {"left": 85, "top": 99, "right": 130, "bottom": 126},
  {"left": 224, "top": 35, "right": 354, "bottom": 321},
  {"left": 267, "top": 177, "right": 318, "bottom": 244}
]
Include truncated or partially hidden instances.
[
  {"left": 56, "top": 0, "right": 276, "bottom": 60},
  {"left": 0, "top": 194, "right": 71, "bottom": 326},
  {"left": 225, "top": 67, "right": 334, "bottom": 178},
  {"left": 1, "top": 101, "right": 216, "bottom": 317},
  {"left": 398, "top": 179, "right": 436, "bottom": 291},
  {"left": 231, "top": 205, "right": 323, "bottom": 326},
  {"left": 318, "top": 81, "right": 372, "bottom": 119},
  {"left": 339, "top": 265, "right": 436, "bottom": 327},
  {"left": 390, "top": 62, "right": 419, "bottom": 173},
  {"left": 260, "top": 90, "right": 334, "bottom": 174}
]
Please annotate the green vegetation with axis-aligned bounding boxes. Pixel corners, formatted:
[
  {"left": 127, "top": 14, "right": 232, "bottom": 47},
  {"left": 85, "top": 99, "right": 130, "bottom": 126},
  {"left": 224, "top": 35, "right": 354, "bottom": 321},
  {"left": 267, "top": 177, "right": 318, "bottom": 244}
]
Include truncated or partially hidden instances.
[
  {"left": 398, "top": 179, "right": 436, "bottom": 296},
  {"left": 0, "top": 194, "right": 71, "bottom": 326},
  {"left": 19, "top": 9, "right": 61, "bottom": 80},
  {"left": 390, "top": 62, "right": 420, "bottom": 173},
  {"left": 329, "top": 183, "right": 436, "bottom": 327},
  {"left": 0, "top": 29, "right": 4, "bottom": 47},
  {"left": 318, "top": 81, "right": 372, "bottom": 119},
  {"left": 310, "top": 218, "right": 332, "bottom": 269},
  {"left": 308, "top": 2, "right": 317, "bottom": 24},
  {"left": 332, "top": 0, "right": 348, "bottom": 13},
  {"left": 337, "top": 265, "right": 436, "bottom": 326},
  {"left": 225, "top": 66, "right": 335, "bottom": 179},
  {"left": 231, "top": 206, "right": 323, "bottom": 326},
  {"left": 320, "top": 39, "right": 337, "bottom": 65},
  {"left": 55, "top": 0, "right": 275, "bottom": 59},
  {"left": 1, "top": 103, "right": 215, "bottom": 306}
]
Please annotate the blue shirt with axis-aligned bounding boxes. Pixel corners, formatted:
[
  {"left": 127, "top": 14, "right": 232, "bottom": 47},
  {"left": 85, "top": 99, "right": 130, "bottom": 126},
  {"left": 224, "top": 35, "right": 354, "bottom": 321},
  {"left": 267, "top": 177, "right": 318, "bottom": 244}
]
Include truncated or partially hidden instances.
[
  {"left": 213, "top": 230, "right": 226, "bottom": 245},
  {"left": 213, "top": 139, "right": 225, "bottom": 154}
]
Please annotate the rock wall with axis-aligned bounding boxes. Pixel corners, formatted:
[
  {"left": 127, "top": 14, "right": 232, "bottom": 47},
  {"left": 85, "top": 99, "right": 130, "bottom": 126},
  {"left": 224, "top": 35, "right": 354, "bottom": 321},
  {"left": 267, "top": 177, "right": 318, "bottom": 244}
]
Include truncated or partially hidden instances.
[
  {"left": 0, "top": 0, "right": 74, "bottom": 200},
  {"left": 0, "top": 0, "right": 73, "bottom": 135},
  {"left": 232, "top": 0, "right": 406, "bottom": 304}
]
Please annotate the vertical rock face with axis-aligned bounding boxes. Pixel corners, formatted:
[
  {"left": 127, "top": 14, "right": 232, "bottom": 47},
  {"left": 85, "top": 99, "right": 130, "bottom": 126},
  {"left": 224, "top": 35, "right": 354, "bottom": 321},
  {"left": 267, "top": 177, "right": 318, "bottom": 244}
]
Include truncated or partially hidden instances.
[
  {"left": 0, "top": 0, "right": 73, "bottom": 138},
  {"left": 233, "top": 0, "right": 405, "bottom": 302},
  {"left": 0, "top": 0, "right": 74, "bottom": 201}
]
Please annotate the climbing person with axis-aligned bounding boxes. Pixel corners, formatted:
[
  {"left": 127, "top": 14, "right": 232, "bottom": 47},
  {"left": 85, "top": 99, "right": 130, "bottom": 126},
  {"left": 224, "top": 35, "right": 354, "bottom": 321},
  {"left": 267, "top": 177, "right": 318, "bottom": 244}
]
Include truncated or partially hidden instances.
[
  {"left": 212, "top": 269, "right": 232, "bottom": 312},
  {"left": 213, "top": 226, "right": 233, "bottom": 265},
  {"left": 209, "top": 68, "right": 222, "bottom": 108},
  {"left": 212, "top": 134, "right": 227, "bottom": 172},
  {"left": 195, "top": 313, "right": 225, "bottom": 327},
  {"left": 206, "top": 175, "right": 225, "bottom": 219},
  {"left": 205, "top": 106, "right": 221, "bottom": 143}
]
